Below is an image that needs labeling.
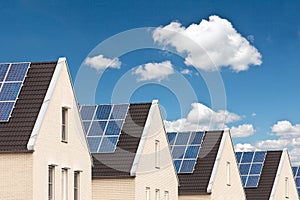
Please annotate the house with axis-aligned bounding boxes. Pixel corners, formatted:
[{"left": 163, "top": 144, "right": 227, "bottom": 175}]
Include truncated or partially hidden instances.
[
  {"left": 166, "top": 130, "right": 246, "bottom": 200},
  {"left": 236, "top": 149, "right": 298, "bottom": 200},
  {"left": 79, "top": 100, "right": 179, "bottom": 200},
  {"left": 0, "top": 58, "right": 92, "bottom": 199},
  {"left": 291, "top": 166, "right": 300, "bottom": 198}
]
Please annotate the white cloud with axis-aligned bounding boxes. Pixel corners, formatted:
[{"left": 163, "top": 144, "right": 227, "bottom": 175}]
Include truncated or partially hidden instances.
[
  {"left": 235, "top": 143, "right": 258, "bottom": 152},
  {"left": 255, "top": 139, "right": 290, "bottom": 149},
  {"left": 164, "top": 102, "right": 241, "bottom": 132},
  {"left": 84, "top": 54, "right": 121, "bottom": 71},
  {"left": 132, "top": 61, "right": 174, "bottom": 82},
  {"left": 239, "top": 120, "right": 300, "bottom": 164},
  {"left": 153, "top": 15, "right": 262, "bottom": 72},
  {"left": 180, "top": 69, "right": 192, "bottom": 75},
  {"left": 271, "top": 120, "right": 300, "bottom": 138},
  {"left": 231, "top": 124, "right": 255, "bottom": 138}
]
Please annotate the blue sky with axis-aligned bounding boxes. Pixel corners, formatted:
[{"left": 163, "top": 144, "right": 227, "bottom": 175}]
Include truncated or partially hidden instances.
[{"left": 0, "top": 0, "right": 300, "bottom": 163}]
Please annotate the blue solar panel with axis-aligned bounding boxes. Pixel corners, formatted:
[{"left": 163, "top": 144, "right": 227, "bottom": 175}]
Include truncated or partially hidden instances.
[
  {"left": 0, "top": 83, "right": 22, "bottom": 101},
  {"left": 6, "top": 63, "right": 29, "bottom": 81},
  {"left": 167, "top": 131, "right": 205, "bottom": 173},
  {"left": 80, "top": 105, "right": 96, "bottom": 120},
  {"left": 0, "top": 62, "right": 30, "bottom": 122},
  {"left": 110, "top": 104, "right": 128, "bottom": 119},
  {"left": 87, "top": 137, "right": 101, "bottom": 152},
  {"left": 236, "top": 152, "right": 242, "bottom": 163},
  {"left": 98, "top": 137, "right": 118, "bottom": 152},
  {"left": 94, "top": 105, "right": 111, "bottom": 120},
  {"left": 81, "top": 104, "right": 129, "bottom": 153},
  {"left": 167, "top": 132, "right": 176, "bottom": 146},
  {"left": 0, "top": 64, "right": 9, "bottom": 81},
  {"left": 292, "top": 166, "right": 300, "bottom": 197},
  {"left": 105, "top": 120, "right": 123, "bottom": 135},
  {"left": 0, "top": 102, "right": 14, "bottom": 121},
  {"left": 88, "top": 121, "right": 107, "bottom": 136},
  {"left": 236, "top": 151, "right": 266, "bottom": 188},
  {"left": 180, "top": 160, "right": 196, "bottom": 173}
]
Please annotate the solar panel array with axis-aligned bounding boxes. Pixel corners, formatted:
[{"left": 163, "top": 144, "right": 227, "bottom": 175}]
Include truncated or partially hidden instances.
[
  {"left": 292, "top": 166, "right": 300, "bottom": 197},
  {"left": 167, "top": 131, "right": 205, "bottom": 173},
  {"left": 0, "top": 63, "right": 30, "bottom": 122},
  {"left": 79, "top": 104, "right": 129, "bottom": 153},
  {"left": 235, "top": 151, "right": 267, "bottom": 188}
]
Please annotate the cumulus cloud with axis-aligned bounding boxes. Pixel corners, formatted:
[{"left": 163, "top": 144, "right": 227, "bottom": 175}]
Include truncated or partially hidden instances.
[
  {"left": 256, "top": 139, "right": 290, "bottom": 149},
  {"left": 153, "top": 15, "right": 262, "bottom": 72},
  {"left": 242, "top": 120, "right": 300, "bottom": 164},
  {"left": 235, "top": 143, "right": 258, "bottom": 152},
  {"left": 132, "top": 61, "right": 174, "bottom": 82},
  {"left": 84, "top": 54, "right": 121, "bottom": 71},
  {"left": 180, "top": 69, "right": 192, "bottom": 75},
  {"left": 231, "top": 124, "right": 255, "bottom": 138},
  {"left": 164, "top": 102, "right": 241, "bottom": 132},
  {"left": 271, "top": 120, "right": 300, "bottom": 138}
]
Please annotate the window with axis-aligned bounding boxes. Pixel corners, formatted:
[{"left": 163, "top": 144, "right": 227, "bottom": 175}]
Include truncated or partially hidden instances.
[
  {"left": 62, "top": 108, "right": 68, "bottom": 142},
  {"left": 145, "top": 187, "right": 150, "bottom": 200},
  {"left": 155, "top": 189, "right": 160, "bottom": 200},
  {"left": 74, "top": 172, "right": 80, "bottom": 200},
  {"left": 62, "top": 169, "right": 68, "bottom": 200},
  {"left": 155, "top": 140, "right": 160, "bottom": 169},
  {"left": 48, "top": 166, "right": 55, "bottom": 200},
  {"left": 285, "top": 177, "right": 289, "bottom": 198},
  {"left": 164, "top": 191, "right": 169, "bottom": 200},
  {"left": 226, "top": 161, "right": 231, "bottom": 186}
]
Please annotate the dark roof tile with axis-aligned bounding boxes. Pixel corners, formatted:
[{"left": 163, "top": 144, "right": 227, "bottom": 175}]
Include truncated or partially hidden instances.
[
  {"left": 178, "top": 130, "right": 223, "bottom": 195},
  {"left": 0, "top": 62, "right": 56, "bottom": 152},
  {"left": 245, "top": 151, "right": 282, "bottom": 200},
  {"left": 92, "top": 103, "right": 151, "bottom": 178}
]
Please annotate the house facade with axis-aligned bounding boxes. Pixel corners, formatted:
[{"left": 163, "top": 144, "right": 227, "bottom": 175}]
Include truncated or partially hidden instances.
[
  {"left": 236, "top": 149, "right": 298, "bottom": 200},
  {"left": 167, "top": 130, "right": 246, "bottom": 200},
  {"left": 0, "top": 58, "right": 92, "bottom": 200},
  {"left": 80, "top": 100, "right": 178, "bottom": 200}
]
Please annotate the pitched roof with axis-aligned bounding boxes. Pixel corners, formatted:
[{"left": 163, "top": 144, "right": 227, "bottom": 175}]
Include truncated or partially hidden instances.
[
  {"left": 92, "top": 103, "right": 151, "bottom": 178},
  {"left": 176, "top": 130, "right": 224, "bottom": 195},
  {"left": 244, "top": 150, "right": 282, "bottom": 200},
  {"left": 0, "top": 62, "right": 56, "bottom": 152}
]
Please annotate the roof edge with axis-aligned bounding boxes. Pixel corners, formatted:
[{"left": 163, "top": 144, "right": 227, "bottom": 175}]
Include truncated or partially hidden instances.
[
  {"left": 269, "top": 148, "right": 286, "bottom": 200},
  {"left": 207, "top": 129, "right": 227, "bottom": 193},
  {"left": 130, "top": 100, "right": 157, "bottom": 176},
  {"left": 27, "top": 57, "right": 65, "bottom": 150}
]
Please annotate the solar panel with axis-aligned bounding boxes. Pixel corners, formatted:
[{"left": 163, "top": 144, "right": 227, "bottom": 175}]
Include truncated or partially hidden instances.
[
  {"left": 80, "top": 104, "right": 129, "bottom": 153},
  {"left": 167, "top": 131, "right": 205, "bottom": 173},
  {"left": 292, "top": 166, "right": 300, "bottom": 197},
  {"left": 236, "top": 151, "right": 267, "bottom": 188},
  {"left": 0, "top": 63, "right": 30, "bottom": 122}
]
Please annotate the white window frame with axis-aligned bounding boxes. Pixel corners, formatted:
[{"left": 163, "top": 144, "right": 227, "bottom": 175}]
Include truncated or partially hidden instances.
[
  {"left": 74, "top": 171, "right": 80, "bottom": 200},
  {"left": 48, "top": 166, "right": 55, "bottom": 200},
  {"left": 62, "top": 168, "right": 68, "bottom": 200},
  {"left": 61, "top": 107, "right": 68, "bottom": 143},
  {"left": 155, "top": 189, "right": 160, "bottom": 200},
  {"left": 155, "top": 140, "right": 160, "bottom": 169},
  {"left": 285, "top": 177, "right": 289, "bottom": 198},
  {"left": 226, "top": 161, "right": 231, "bottom": 186},
  {"left": 146, "top": 187, "right": 150, "bottom": 200},
  {"left": 164, "top": 191, "right": 169, "bottom": 200}
]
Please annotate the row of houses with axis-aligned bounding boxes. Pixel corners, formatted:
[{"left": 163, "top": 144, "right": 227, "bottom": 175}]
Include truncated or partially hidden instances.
[{"left": 0, "top": 58, "right": 299, "bottom": 199}]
